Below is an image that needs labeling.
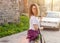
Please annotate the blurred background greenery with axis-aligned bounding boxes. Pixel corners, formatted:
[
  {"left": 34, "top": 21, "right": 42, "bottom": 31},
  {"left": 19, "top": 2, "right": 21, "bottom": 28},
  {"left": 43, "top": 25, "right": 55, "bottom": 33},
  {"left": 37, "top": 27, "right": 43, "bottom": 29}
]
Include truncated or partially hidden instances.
[{"left": 0, "top": 15, "right": 29, "bottom": 38}]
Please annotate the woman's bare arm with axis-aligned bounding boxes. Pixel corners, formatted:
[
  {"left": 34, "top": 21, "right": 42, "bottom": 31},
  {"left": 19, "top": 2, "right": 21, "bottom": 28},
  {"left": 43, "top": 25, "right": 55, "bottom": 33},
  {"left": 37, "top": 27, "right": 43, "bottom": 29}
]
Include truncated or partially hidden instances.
[{"left": 33, "top": 24, "right": 43, "bottom": 30}]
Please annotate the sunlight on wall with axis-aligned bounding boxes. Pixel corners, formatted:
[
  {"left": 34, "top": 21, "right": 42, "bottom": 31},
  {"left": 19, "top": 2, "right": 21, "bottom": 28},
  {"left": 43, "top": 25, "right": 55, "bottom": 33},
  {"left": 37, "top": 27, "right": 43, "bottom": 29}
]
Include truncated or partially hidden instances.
[
  {"left": 45, "top": 0, "right": 59, "bottom": 4},
  {"left": 45, "top": 0, "right": 60, "bottom": 11},
  {"left": 45, "top": 0, "right": 51, "bottom": 4}
]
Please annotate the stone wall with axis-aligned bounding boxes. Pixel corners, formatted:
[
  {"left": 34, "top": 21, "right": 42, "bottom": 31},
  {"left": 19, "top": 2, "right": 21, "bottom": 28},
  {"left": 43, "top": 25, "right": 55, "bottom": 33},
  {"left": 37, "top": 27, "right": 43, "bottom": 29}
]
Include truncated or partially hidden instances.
[
  {"left": 18, "top": 0, "right": 28, "bottom": 13},
  {"left": 0, "top": 0, "right": 20, "bottom": 24}
]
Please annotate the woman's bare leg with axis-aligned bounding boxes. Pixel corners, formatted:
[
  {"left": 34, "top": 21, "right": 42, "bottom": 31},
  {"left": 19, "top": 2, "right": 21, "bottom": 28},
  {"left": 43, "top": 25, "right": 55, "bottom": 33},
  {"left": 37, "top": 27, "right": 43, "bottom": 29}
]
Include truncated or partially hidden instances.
[
  {"left": 29, "top": 40, "right": 35, "bottom": 43},
  {"left": 35, "top": 40, "right": 39, "bottom": 43}
]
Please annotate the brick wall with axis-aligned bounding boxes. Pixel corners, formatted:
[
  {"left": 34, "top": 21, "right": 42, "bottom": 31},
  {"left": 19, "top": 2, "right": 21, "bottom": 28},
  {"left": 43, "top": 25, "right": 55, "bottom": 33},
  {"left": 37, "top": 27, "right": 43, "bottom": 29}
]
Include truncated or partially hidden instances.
[{"left": 0, "top": 0, "right": 20, "bottom": 24}]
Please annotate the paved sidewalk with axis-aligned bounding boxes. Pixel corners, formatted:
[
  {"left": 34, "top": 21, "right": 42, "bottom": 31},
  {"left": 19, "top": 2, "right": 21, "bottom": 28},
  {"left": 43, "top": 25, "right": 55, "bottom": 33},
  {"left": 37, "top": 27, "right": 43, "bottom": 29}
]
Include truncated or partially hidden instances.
[
  {"left": 0, "top": 31, "right": 28, "bottom": 43},
  {"left": 0, "top": 30, "right": 60, "bottom": 43}
]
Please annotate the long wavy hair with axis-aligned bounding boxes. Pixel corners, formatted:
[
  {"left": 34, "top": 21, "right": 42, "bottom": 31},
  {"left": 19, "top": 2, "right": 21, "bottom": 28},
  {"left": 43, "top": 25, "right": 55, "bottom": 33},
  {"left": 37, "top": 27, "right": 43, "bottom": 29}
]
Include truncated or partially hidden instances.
[{"left": 29, "top": 3, "right": 40, "bottom": 18}]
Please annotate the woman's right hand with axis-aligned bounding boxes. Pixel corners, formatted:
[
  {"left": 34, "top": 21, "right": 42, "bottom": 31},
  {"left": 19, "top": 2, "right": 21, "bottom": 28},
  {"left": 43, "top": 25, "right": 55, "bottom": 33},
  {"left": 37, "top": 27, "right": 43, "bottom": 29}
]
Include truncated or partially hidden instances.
[
  {"left": 40, "top": 27, "right": 44, "bottom": 30},
  {"left": 33, "top": 24, "right": 39, "bottom": 31}
]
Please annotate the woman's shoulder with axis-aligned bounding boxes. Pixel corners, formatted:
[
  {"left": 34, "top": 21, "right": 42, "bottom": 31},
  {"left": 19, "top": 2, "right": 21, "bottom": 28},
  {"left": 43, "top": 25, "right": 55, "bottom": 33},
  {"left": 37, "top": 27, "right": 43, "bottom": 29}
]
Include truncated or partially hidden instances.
[
  {"left": 31, "top": 16, "right": 40, "bottom": 22},
  {"left": 30, "top": 15, "right": 36, "bottom": 19}
]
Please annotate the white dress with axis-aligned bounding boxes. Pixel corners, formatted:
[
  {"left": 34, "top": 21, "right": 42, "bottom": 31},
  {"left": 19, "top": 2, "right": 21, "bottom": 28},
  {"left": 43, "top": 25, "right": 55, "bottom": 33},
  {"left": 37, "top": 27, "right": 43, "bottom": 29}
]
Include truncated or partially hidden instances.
[{"left": 29, "top": 15, "right": 40, "bottom": 30}]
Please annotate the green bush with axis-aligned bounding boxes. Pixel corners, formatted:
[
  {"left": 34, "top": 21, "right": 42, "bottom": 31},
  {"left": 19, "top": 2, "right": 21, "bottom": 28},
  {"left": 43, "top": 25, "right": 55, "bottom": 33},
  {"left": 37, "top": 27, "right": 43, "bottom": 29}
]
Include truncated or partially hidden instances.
[{"left": 0, "top": 15, "right": 29, "bottom": 38}]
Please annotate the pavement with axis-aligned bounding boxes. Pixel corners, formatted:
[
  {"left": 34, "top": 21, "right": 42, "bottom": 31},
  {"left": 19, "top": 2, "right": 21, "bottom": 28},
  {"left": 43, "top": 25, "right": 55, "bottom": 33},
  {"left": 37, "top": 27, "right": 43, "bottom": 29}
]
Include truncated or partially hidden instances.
[{"left": 0, "top": 30, "right": 60, "bottom": 43}]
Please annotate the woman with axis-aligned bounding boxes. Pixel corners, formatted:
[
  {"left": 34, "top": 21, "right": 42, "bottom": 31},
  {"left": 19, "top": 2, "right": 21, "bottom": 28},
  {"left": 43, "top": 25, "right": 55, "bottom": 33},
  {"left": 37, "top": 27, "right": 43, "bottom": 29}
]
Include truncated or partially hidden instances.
[{"left": 27, "top": 3, "right": 43, "bottom": 43}]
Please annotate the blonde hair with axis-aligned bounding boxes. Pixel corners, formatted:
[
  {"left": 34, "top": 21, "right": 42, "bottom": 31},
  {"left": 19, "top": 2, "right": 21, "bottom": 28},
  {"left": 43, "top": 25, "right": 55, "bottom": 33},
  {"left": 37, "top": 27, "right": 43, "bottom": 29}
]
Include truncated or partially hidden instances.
[{"left": 29, "top": 3, "right": 40, "bottom": 18}]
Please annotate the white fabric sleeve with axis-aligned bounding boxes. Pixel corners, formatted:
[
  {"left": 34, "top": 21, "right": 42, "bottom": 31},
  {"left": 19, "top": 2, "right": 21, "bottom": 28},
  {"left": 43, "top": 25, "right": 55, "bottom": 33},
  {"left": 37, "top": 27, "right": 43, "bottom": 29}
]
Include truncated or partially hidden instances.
[{"left": 31, "top": 17, "right": 38, "bottom": 24}]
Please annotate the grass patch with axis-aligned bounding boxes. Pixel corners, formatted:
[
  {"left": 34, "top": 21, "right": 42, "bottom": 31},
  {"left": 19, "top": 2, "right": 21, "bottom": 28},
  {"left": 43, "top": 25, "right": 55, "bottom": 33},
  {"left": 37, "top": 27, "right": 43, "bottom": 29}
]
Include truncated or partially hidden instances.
[{"left": 0, "top": 15, "right": 29, "bottom": 38}]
